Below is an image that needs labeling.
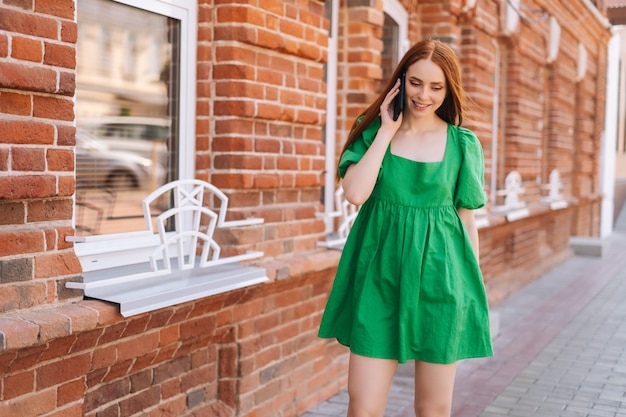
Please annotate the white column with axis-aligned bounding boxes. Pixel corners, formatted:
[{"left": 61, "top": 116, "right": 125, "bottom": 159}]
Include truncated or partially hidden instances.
[
  {"left": 600, "top": 32, "right": 620, "bottom": 238},
  {"left": 323, "top": 0, "right": 339, "bottom": 233}
]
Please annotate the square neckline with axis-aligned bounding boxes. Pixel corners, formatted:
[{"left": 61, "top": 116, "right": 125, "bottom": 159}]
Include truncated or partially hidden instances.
[{"left": 388, "top": 124, "right": 450, "bottom": 164}]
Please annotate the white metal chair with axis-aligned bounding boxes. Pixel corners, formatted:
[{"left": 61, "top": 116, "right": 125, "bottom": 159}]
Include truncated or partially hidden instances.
[
  {"left": 316, "top": 185, "right": 359, "bottom": 249},
  {"left": 541, "top": 169, "right": 568, "bottom": 209},
  {"left": 142, "top": 179, "right": 264, "bottom": 272},
  {"left": 493, "top": 171, "right": 530, "bottom": 221},
  {"left": 67, "top": 179, "right": 267, "bottom": 316}
]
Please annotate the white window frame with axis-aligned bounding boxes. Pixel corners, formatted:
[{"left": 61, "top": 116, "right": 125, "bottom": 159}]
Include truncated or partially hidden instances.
[
  {"left": 109, "top": 0, "right": 197, "bottom": 190},
  {"left": 71, "top": 0, "right": 197, "bottom": 261},
  {"left": 66, "top": 0, "right": 267, "bottom": 316},
  {"left": 113, "top": 0, "right": 197, "bottom": 184},
  {"left": 383, "top": 0, "right": 409, "bottom": 60},
  {"left": 322, "top": 0, "right": 339, "bottom": 233}
]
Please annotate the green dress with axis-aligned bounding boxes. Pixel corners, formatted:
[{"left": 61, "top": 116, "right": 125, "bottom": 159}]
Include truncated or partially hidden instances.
[{"left": 318, "top": 118, "right": 493, "bottom": 364}]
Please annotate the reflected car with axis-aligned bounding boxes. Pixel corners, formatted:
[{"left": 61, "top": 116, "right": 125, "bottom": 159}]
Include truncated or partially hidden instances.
[
  {"left": 76, "top": 131, "right": 163, "bottom": 190},
  {"left": 78, "top": 116, "right": 170, "bottom": 167}
]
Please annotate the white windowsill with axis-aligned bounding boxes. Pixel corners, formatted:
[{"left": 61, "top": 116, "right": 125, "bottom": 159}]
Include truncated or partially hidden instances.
[
  {"left": 68, "top": 259, "right": 268, "bottom": 317},
  {"left": 67, "top": 178, "right": 269, "bottom": 316},
  {"left": 67, "top": 232, "right": 268, "bottom": 317}
]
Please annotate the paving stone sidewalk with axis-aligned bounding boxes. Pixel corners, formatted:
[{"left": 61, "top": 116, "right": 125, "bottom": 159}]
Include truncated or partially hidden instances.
[
  {"left": 479, "top": 257, "right": 626, "bottom": 417},
  {"left": 303, "top": 207, "right": 626, "bottom": 417}
]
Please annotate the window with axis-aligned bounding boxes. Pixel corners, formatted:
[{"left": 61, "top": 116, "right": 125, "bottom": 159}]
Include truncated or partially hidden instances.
[
  {"left": 70, "top": 0, "right": 267, "bottom": 316},
  {"left": 381, "top": 15, "right": 399, "bottom": 88},
  {"left": 75, "top": 0, "right": 192, "bottom": 236},
  {"left": 381, "top": 0, "right": 409, "bottom": 89}
]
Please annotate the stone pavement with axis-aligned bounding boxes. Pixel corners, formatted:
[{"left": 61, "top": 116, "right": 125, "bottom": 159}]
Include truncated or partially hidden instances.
[{"left": 303, "top": 206, "right": 626, "bottom": 417}]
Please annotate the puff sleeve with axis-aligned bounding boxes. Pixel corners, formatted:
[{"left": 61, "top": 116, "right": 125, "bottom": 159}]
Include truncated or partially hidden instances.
[
  {"left": 337, "top": 117, "right": 382, "bottom": 179},
  {"left": 454, "top": 128, "right": 487, "bottom": 210}
]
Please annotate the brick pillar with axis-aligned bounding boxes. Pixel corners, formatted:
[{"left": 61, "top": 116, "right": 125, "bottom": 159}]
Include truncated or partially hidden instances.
[
  {"left": 571, "top": 13, "right": 609, "bottom": 237},
  {"left": 546, "top": 59, "right": 577, "bottom": 196},
  {"left": 419, "top": 0, "right": 462, "bottom": 44},
  {"left": 208, "top": 1, "right": 329, "bottom": 258},
  {"left": 458, "top": 20, "right": 498, "bottom": 198},
  {"left": 0, "top": 1, "right": 82, "bottom": 314},
  {"left": 336, "top": 0, "right": 384, "bottom": 140}
]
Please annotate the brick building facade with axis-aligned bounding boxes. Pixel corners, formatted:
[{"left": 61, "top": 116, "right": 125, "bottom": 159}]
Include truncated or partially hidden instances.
[
  {"left": 607, "top": 0, "right": 626, "bottom": 221},
  {"left": 0, "top": 1, "right": 615, "bottom": 416}
]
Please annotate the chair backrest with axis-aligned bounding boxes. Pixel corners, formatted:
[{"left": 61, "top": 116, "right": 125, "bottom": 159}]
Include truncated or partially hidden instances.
[
  {"left": 548, "top": 169, "right": 563, "bottom": 200},
  {"left": 502, "top": 171, "right": 524, "bottom": 208},
  {"left": 141, "top": 179, "right": 263, "bottom": 273},
  {"left": 149, "top": 204, "right": 221, "bottom": 272},
  {"left": 142, "top": 179, "right": 231, "bottom": 233},
  {"left": 335, "top": 186, "right": 358, "bottom": 239}
]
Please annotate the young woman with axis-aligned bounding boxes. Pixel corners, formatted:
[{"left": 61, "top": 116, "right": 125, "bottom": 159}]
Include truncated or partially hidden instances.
[{"left": 318, "top": 39, "right": 493, "bottom": 417}]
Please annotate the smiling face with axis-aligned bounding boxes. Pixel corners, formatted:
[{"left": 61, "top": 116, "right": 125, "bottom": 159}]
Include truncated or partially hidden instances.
[{"left": 403, "top": 58, "right": 448, "bottom": 120}]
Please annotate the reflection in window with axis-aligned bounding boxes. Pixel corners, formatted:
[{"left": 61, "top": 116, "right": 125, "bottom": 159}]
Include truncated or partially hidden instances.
[
  {"left": 123, "top": 32, "right": 137, "bottom": 79},
  {"left": 148, "top": 39, "right": 161, "bottom": 80},
  {"left": 76, "top": 0, "right": 179, "bottom": 236},
  {"left": 99, "top": 27, "right": 112, "bottom": 76},
  {"left": 380, "top": 13, "right": 400, "bottom": 92}
]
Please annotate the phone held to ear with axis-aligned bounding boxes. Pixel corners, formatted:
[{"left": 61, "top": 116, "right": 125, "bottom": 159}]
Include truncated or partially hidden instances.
[{"left": 392, "top": 72, "right": 406, "bottom": 121}]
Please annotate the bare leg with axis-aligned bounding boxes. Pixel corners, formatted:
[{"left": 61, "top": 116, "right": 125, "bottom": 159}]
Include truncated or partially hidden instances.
[
  {"left": 413, "top": 360, "right": 458, "bottom": 417},
  {"left": 347, "top": 353, "right": 398, "bottom": 417}
]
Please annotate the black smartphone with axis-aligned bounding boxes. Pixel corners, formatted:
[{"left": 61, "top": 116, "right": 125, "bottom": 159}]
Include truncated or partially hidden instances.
[{"left": 392, "top": 72, "right": 406, "bottom": 121}]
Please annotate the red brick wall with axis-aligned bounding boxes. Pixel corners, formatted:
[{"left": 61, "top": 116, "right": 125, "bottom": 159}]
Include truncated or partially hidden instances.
[
  {"left": 207, "top": 0, "right": 328, "bottom": 258},
  {"left": 335, "top": 0, "right": 610, "bottom": 304},
  {"left": 338, "top": 2, "right": 384, "bottom": 135},
  {"left": 0, "top": 263, "right": 346, "bottom": 417},
  {"left": 0, "top": 1, "right": 346, "bottom": 416},
  {"left": 0, "top": 0, "right": 82, "bottom": 314},
  {"left": 479, "top": 207, "right": 574, "bottom": 305},
  {"left": 0, "top": 0, "right": 613, "bottom": 416}
]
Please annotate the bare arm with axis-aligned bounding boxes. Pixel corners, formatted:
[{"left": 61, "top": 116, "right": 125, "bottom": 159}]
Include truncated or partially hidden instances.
[
  {"left": 342, "top": 126, "right": 396, "bottom": 205},
  {"left": 457, "top": 208, "right": 480, "bottom": 263},
  {"left": 342, "top": 80, "right": 402, "bottom": 205}
]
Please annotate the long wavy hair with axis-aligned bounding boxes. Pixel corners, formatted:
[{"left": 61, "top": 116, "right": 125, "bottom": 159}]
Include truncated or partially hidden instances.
[{"left": 339, "top": 39, "right": 465, "bottom": 171}]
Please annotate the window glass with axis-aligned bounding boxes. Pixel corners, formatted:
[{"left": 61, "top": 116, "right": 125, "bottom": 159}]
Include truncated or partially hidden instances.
[
  {"left": 381, "top": 13, "right": 400, "bottom": 89},
  {"left": 76, "top": 0, "right": 180, "bottom": 236},
  {"left": 380, "top": 0, "right": 408, "bottom": 93}
]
